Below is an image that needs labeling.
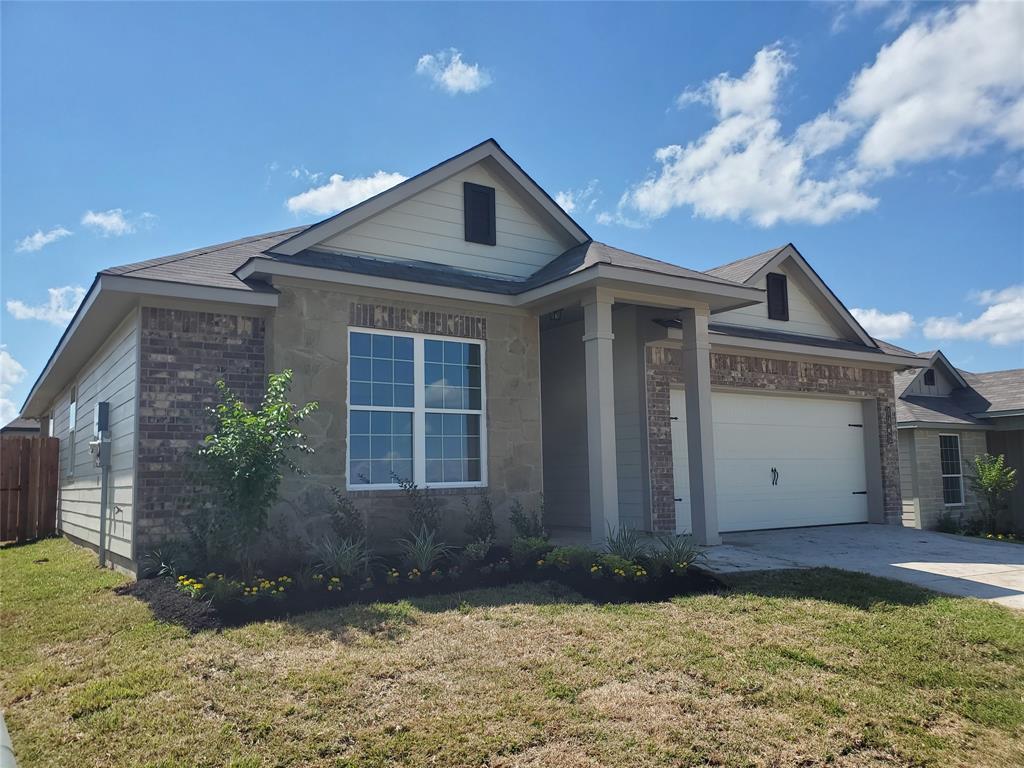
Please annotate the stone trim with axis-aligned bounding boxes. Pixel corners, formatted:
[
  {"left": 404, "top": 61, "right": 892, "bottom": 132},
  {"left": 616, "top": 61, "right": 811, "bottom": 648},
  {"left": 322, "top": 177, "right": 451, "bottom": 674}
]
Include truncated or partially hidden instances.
[
  {"left": 135, "top": 307, "right": 266, "bottom": 552},
  {"left": 645, "top": 345, "right": 902, "bottom": 532},
  {"left": 349, "top": 302, "right": 487, "bottom": 340}
]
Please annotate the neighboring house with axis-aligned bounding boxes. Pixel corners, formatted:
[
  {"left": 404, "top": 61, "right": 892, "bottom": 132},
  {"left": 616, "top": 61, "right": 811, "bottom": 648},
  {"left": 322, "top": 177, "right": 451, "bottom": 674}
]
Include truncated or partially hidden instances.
[
  {"left": 0, "top": 418, "right": 40, "bottom": 438},
  {"left": 17, "top": 139, "right": 922, "bottom": 573},
  {"left": 896, "top": 351, "right": 1024, "bottom": 534}
]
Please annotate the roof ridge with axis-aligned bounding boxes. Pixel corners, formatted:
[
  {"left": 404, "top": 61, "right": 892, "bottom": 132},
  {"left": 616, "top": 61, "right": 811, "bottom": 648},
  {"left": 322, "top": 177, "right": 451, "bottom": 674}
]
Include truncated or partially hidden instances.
[{"left": 103, "top": 226, "right": 306, "bottom": 276}]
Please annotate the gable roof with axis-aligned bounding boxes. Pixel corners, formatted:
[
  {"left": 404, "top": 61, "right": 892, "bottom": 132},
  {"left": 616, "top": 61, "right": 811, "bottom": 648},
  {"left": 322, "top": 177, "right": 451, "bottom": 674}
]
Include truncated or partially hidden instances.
[
  {"left": 269, "top": 139, "right": 589, "bottom": 258},
  {"left": 704, "top": 243, "right": 877, "bottom": 347},
  {"left": 897, "top": 349, "right": 968, "bottom": 395}
]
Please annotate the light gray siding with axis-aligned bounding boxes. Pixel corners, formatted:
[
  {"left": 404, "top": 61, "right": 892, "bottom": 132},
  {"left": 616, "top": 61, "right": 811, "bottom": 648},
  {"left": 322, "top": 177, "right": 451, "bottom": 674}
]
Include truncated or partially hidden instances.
[
  {"left": 319, "top": 163, "right": 574, "bottom": 280},
  {"left": 899, "top": 427, "right": 988, "bottom": 529},
  {"left": 52, "top": 309, "right": 139, "bottom": 564}
]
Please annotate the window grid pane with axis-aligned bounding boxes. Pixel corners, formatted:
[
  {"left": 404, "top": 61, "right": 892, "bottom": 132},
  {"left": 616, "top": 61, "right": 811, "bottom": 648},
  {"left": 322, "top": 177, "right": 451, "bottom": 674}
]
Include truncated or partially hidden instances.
[
  {"left": 349, "top": 331, "right": 415, "bottom": 408},
  {"left": 348, "top": 409, "right": 413, "bottom": 486},
  {"left": 424, "top": 339, "right": 482, "bottom": 412},
  {"left": 425, "top": 413, "right": 481, "bottom": 484},
  {"left": 939, "top": 435, "right": 962, "bottom": 505},
  {"left": 942, "top": 476, "right": 963, "bottom": 506}
]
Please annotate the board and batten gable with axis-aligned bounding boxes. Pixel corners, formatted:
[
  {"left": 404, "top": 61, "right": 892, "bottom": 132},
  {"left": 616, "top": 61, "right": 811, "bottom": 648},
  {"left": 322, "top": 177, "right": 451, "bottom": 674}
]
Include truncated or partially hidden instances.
[
  {"left": 316, "top": 161, "right": 576, "bottom": 280},
  {"left": 50, "top": 308, "right": 140, "bottom": 568},
  {"left": 901, "top": 364, "right": 960, "bottom": 397},
  {"left": 714, "top": 262, "right": 847, "bottom": 340}
]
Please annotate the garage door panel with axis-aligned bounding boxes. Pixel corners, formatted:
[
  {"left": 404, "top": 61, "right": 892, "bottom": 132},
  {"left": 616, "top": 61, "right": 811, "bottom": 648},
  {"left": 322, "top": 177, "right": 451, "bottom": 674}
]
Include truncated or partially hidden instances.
[{"left": 670, "top": 390, "right": 869, "bottom": 534}]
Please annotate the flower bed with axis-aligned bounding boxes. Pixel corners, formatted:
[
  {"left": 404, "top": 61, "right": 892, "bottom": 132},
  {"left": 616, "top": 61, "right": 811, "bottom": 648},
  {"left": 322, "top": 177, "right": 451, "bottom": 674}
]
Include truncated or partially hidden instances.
[{"left": 133, "top": 545, "right": 721, "bottom": 628}]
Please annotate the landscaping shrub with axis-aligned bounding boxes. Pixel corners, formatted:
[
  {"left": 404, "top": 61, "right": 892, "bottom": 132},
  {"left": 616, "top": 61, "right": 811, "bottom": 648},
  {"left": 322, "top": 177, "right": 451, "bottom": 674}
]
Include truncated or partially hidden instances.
[
  {"left": 398, "top": 526, "right": 452, "bottom": 574},
  {"left": 968, "top": 453, "right": 1018, "bottom": 535},
  {"left": 462, "top": 537, "right": 493, "bottom": 564},
  {"left": 541, "top": 545, "right": 596, "bottom": 573},
  {"left": 934, "top": 509, "right": 962, "bottom": 534},
  {"left": 463, "top": 495, "right": 496, "bottom": 541},
  {"left": 647, "top": 533, "right": 701, "bottom": 576},
  {"left": 395, "top": 476, "right": 443, "bottom": 533},
  {"left": 511, "top": 535, "right": 552, "bottom": 568},
  {"left": 314, "top": 536, "right": 372, "bottom": 580},
  {"left": 327, "top": 487, "right": 366, "bottom": 540},
  {"left": 510, "top": 498, "right": 546, "bottom": 539},
  {"left": 603, "top": 525, "right": 648, "bottom": 561},
  {"left": 595, "top": 554, "right": 649, "bottom": 582}
]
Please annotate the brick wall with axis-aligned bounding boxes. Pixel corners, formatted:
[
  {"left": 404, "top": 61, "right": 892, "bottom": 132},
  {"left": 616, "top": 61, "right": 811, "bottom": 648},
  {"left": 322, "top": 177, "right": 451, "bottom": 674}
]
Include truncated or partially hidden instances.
[
  {"left": 135, "top": 307, "right": 266, "bottom": 553},
  {"left": 646, "top": 345, "right": 902, "bottom": 532}
]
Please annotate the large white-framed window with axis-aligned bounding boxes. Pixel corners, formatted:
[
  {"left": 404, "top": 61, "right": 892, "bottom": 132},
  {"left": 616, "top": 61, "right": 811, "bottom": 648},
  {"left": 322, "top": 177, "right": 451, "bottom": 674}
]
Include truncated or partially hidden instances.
[
  {"left": 346, "top": 327, "right": 486, "bottom": 490},
  {"left": 939, "top": 433, "right": 963, "bottom": 506}
]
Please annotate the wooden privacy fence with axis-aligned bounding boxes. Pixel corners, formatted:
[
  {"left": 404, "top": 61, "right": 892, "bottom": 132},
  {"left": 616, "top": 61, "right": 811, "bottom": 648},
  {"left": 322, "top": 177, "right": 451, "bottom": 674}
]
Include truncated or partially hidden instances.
[{"left": 1, "top": 436, "right": 59, "bottom": 544}]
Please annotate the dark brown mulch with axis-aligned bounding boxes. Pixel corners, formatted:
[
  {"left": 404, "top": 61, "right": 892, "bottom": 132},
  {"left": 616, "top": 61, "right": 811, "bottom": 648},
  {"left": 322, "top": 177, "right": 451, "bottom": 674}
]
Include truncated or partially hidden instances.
[{"left": 115, "top": 578, "right": 222, "bottom": 633}]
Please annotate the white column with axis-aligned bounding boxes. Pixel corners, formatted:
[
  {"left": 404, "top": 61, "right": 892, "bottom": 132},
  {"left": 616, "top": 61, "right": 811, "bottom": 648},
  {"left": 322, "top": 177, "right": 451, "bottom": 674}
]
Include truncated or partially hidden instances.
[
  {"left": 583, "top": 291, "right": 619, "bottom": 543},
  {"left": 679, "top": 307, "right": 720, "bottom": 545}
]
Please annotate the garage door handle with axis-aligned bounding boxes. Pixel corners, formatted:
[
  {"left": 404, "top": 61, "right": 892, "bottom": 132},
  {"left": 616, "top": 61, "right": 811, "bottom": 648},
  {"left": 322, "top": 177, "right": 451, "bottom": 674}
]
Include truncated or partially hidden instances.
[
  {"left": 852, "top": 491, "right": 867, "bottom": 495},
  {"left": 771, "top": 467, "right": 779, "bottom": 486},
  {"left": 673, "top": 498, "right": 683, "bottom": 502}
]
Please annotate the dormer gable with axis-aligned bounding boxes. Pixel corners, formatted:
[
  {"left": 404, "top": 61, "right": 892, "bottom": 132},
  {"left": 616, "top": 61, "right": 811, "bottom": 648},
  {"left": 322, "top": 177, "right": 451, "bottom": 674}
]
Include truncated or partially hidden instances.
[
  {"left": 269, "top": 139, "right": 588, "bottom": 281},
  {"left": 708, "top": 244, "right": 876, "bottom": 346},
  {"left": 901, "top": 350, "right": 968, "bottom": 397}
]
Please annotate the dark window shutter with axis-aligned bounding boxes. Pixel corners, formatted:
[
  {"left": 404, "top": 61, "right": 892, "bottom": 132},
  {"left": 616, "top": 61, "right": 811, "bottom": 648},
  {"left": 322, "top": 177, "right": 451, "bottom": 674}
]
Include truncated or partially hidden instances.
[
  {"left": 766, "top": 272, "right": 789, "bottom": 321},
  {"left": 463, "top": 182, "right": 496, "bottom": 245},
  {"left": 923, "top": 369, "right": 936, "bottom": 386}
]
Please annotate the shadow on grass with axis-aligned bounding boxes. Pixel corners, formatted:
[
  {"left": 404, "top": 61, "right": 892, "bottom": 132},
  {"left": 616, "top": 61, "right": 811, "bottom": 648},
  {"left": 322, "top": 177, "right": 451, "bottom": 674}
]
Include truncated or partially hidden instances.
[{"left": 720, "top": 567, "right": 947, "bottom": 610}]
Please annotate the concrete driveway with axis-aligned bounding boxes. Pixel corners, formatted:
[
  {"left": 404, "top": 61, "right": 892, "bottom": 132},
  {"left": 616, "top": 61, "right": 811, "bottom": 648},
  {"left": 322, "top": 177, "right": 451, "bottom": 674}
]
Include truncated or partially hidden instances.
[{"left": 702, "top": 524, "right": 1024, "bottom": 609}]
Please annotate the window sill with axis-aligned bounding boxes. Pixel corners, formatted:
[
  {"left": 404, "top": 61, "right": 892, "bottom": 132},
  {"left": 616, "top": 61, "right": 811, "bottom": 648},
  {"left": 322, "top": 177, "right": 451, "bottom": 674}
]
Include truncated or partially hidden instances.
[{"left": 347, "top": 484, "right": 489, "bottom": 498}]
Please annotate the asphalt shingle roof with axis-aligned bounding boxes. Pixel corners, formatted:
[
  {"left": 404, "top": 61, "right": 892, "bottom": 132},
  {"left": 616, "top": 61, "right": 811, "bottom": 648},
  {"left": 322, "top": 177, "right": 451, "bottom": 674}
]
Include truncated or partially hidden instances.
[
  {"left": 703, "top": 245, "right": 788, "bottom": 283},
  {"left": 959, "top": 369, "right": 1024, "bottom": 415},
  {"left": 895, "top": 353, "right": 1023, "bottom": 425}
]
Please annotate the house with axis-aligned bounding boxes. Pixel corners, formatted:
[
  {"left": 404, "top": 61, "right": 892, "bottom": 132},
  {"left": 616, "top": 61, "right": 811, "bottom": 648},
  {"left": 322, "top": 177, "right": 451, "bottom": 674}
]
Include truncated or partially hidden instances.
[
  {"left": 17, "top": 139, "right": 923, "bottom": 573},
  {"left": 896, "top": 351, "right": 1024, "bottom": 533},
  {"left": 0, "top": 417, "right": 40, "bottom": 438}
]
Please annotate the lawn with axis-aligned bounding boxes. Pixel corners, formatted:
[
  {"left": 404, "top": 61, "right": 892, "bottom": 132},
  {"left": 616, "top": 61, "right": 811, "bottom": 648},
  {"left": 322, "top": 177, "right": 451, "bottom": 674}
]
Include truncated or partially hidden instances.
[{"left": 2, "top": 539, "right": 1023, "bottom": 767}]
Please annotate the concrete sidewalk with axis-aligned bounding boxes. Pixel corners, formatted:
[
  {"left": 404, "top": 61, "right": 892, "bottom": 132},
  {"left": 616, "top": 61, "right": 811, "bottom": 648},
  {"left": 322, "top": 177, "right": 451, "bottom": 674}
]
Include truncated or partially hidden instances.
[{"left": 701, "top": 524, "right": 1024, "bottom": 610}]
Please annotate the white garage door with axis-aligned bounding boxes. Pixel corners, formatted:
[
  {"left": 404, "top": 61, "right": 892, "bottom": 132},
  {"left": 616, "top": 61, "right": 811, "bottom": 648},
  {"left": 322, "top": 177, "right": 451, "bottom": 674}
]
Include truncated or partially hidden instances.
[{"left": 670, "top": 390, "right": 869, "bottom": 533}]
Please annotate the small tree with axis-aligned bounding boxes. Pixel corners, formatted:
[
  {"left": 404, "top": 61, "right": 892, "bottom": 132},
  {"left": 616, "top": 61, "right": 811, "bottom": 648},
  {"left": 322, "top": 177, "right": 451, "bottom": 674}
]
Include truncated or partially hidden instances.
[
  {"left": 968, "top": 453, "right": 1017, "bottom": 535},
  {"left": 192, "top": 370, "right": 318, "bottom": 577}
]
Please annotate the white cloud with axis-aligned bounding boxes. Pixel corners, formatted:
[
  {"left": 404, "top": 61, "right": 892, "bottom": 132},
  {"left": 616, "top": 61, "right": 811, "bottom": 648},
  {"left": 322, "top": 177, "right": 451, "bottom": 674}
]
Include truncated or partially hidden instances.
[
  {"left": 606, "top": 46, "right": 877, "bottom": 228},
  {"left": 840, "top": 1, "right": 1024, "bottom": 169},
  {"left": 0, "top": 347, "right": 28, "bottom": 425},
  {"left": 554, "top": 180, "right": 599, "bottom": 215},
  {"left": 416, "top": 49, "right": 492, "bottom": 95},
  {"left": 285, "top": 170, "right": 408, "bottom": 216},
  {"left": 6, "top": 285, "right": 87, "bottom": 327},
  {"left": 81, "top": 208, "right": 133, "bottom": 236},
  {"left": 923, "top": 285, "right": 1024, "bottom": 347},
  {"left": 15, "top": 226, "right": 73, "bottom": 253},
  {"left": 604, "top": 2, "right": 1024, "bottom": 229},
  {"left": 850, "top": 307, "right": 916, "bottom": 339}
]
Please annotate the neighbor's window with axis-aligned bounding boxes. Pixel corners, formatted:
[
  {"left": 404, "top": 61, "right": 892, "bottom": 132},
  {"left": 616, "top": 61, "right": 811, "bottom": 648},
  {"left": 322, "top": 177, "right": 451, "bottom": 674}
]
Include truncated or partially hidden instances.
[
  {"left": 939, "top": 434, "right": 963, "bottom": 506},
  {"left": 347, "top": 329, "right": 485, "bottom": 489},
  {"left": 766, "top": 272, "right": 789, "bottom": 321}
]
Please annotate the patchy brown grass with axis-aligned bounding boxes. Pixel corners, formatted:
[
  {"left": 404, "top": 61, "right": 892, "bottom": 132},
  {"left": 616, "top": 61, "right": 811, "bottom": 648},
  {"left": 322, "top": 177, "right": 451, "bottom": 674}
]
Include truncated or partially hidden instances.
[{"left": 2, "top": 538, "right": 1023, "bottom": 767}]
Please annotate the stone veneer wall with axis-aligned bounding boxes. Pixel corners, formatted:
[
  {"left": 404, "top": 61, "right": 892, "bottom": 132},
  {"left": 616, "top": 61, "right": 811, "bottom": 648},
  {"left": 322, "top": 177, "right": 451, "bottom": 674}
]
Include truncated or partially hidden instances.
[
  {"left": 268, "top": 281, "right": 543, "bottom": 547},
  {"left": 135, "top": 307, "right": 266, "bottom": 554},
  {"left": 905, "top": 427, "right": 988, "bottom": 530},
  {"left": 646, "top": 346, "right": 902, "bottom": 532}
]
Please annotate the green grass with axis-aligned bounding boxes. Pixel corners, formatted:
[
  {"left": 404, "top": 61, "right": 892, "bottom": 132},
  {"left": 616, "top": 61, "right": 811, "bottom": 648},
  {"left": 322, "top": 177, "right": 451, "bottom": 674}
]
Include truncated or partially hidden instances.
[{"left": 2, "top": 538, "right": 1023, "bottom": 767}]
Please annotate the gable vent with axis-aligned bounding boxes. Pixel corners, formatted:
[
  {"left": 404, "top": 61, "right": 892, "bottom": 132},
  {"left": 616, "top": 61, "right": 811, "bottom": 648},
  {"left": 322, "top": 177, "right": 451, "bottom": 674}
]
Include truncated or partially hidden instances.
[
  {"left": 766, "top": 272, "right": 789, "bottom": 321},
  {"left": 464, "top": 182, "right": 496, "bottom": 246}
]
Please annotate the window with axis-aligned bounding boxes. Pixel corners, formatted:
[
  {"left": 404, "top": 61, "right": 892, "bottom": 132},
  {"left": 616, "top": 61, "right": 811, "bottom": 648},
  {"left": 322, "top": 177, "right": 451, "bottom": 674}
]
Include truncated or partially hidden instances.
[
  {"left": 923, "top": 369, "right": 936, "bottom": 386},
  {"left": 463, "top": 182, "right": 496, "bottom": 245},
  {"left": 67, "top": 386, "right": 77, "bottom": 477},
  {"left": 939, "top": 434, "right": 963, "bottom": 505},
  {"left": 347, "top": 329, "right": 485, "bottom": 489},
  {"left": 766, "top": 272, "right": 789, "bottom": 321}
]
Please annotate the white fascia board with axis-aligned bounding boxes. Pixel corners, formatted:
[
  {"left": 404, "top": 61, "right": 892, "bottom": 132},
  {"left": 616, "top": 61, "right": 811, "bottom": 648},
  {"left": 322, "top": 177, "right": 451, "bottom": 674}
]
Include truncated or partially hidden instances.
[
  {"left": 707, "top": 331, "right": 925, "bottom": 369},
  {"left": 269, "top": 140, "right": 588, "bottom": 257},
  {"left": 897, "top": 421, "right": 991, "bottom": 431}
]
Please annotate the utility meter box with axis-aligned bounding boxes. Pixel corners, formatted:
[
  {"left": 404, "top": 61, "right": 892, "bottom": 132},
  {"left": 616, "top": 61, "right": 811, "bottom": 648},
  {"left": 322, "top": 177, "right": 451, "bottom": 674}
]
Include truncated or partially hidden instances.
[
  {"left": 93, "top": 401, "right": 109, "bottom": 437},
  {"left": 89, "top": 401, "right": 111, "bottom": 468}
]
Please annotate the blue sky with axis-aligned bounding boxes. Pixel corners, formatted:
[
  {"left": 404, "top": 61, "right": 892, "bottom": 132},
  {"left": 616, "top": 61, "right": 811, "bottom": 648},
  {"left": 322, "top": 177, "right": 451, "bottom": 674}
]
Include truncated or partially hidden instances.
[{"left": 2, "top": 1, "right": 1022, "bottom": 422}]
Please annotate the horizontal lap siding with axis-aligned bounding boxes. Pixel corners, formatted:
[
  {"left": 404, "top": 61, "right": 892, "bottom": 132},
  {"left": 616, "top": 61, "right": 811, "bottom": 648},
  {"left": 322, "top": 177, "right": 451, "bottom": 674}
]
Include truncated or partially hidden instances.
[
  {"left": 56, "top": 309, "right": 139, "bottom": 561},
  {"left": 320, "top": 164, "right": 571, "bottom": 280}
]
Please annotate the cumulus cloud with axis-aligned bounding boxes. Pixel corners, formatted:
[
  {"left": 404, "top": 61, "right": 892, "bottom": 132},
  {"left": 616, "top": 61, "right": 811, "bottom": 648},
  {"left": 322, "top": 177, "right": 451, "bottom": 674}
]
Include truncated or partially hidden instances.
[
  {"left": 416, "top": 49, "right": 492, "bottom": 94},
  {"left": 15, "top": 226, "right": 73, "bottom": 253},
  {"left": 0, "top": 347, "right": 27, "bottom": 425},
  {"left": 923, "top": 285, "right": 1024, "bottom": 346},
  {"left": 850, "top": 307, "right": 916, "bottom": 339},
  {"left": 603, "top": 2, "right": 1024, "bottom": 229},
  {"left": 286, "top": 171, "right": 408, "bottom": 216},
  {"left": 554, "top": 180, "right": 599, "bottom": 215},
  {"left": 6, "top": 286, "right": 87, "bottom": 327},
  {"left": 81, "top": 208, "right": 154, "bottom": 236}
]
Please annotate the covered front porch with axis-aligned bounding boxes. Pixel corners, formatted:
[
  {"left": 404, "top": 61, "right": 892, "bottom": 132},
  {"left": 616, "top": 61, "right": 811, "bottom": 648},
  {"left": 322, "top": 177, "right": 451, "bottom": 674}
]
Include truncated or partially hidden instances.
[{"left": 535, "top": 284, "right": 745, "bottom": 547}]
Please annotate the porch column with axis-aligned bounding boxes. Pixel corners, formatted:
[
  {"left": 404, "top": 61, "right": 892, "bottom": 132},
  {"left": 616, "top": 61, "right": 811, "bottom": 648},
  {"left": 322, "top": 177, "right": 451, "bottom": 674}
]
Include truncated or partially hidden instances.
[
  {"left": 583, "top": 290, "right": 619, "bottom": 542},
  {"left": 679, "top": 307, "right": 721, "bottom": 545}
]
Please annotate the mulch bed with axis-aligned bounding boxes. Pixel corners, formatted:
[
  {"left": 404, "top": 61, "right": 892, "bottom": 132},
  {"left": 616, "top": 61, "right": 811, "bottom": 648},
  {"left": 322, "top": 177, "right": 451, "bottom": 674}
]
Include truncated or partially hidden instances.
[{"left": 120, "top": 566, "right": 724, "bottom": 631}]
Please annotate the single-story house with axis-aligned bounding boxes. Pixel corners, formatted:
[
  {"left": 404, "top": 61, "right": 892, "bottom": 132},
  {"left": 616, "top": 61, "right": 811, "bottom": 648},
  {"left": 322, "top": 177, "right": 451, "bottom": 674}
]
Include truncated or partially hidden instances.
[
  {"left": 896, "top": 351, "right": 1023, "bottom": 533},
  {"left": 0, "top": 417, "right": 40, "bottom": 438},
  {"left": 18, "top": 139, "right": 923, "bottom": 573}
]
